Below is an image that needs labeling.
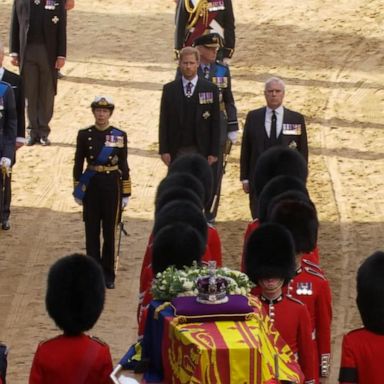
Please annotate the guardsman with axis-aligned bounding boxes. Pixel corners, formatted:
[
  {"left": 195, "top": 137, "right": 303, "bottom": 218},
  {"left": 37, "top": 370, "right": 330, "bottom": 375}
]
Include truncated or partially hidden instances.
[
  {"left": 268, "top": 197, "right": 332, "bottom": 382},
  {"left": 0, "top": 80, "right": 17, "bottom": 227},
  {"left": 339, "top": 251, "right": 384, "bottom": 384},
  {"left": 73, "top": 96, "right": 131, "bottom": 289},
  {"left": 245, "top": 223, "right": 316, "bottom": 383},
  {"left": 175, "top": 0, "right": 235, "bottom": 62},
  {"left": 192, "top": 33, "right": 238, "bottom": 222},
  {"left": 29, "top": 254, "right": 113, "bottom": 383},
  {"left": 0, "top": 39, "right": 25, "bottom": 230}
]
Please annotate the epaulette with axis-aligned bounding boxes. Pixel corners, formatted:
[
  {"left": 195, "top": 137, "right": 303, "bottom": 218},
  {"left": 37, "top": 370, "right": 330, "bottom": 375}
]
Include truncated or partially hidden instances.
[
  {"left": 286, "top": 294, "right": 305, "bottom": 306},
  {"left": 90, "top": 335, "right": 108, "bottom": 346},
  {"left": 304, "top": 266, "right": 326, "bottom": 280},
  {"left": 302, "top": 258, "right": 322, "bottom": 271}
]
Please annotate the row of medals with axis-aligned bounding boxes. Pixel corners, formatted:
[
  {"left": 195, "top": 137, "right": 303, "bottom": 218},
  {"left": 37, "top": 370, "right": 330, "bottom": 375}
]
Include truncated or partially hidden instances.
[{"left": 34, "top": 0, "right": 56, "bottom": 10}]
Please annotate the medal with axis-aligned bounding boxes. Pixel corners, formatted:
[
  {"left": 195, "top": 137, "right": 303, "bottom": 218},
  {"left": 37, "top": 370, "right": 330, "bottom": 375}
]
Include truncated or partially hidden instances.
[{"left": 296, "top": 282, "right": 312, "bottom": 295}]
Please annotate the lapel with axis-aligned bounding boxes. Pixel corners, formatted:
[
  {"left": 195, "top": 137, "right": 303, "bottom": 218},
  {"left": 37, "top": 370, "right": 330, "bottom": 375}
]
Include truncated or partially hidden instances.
[{"left": 175, "top": 78, "right": 185, "bottom": 125}]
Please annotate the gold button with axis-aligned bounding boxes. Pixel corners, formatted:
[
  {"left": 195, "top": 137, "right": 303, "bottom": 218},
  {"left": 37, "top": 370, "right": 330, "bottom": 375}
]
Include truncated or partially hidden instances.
[
  {"left": 106, "top": 171, "right": 110, "bottom": 174},
  {"left": 89, "top": 146, "right": 93, "bottom": 149},
  {"left": 90, "top": 155, "right": 94, "bottom": 159}
]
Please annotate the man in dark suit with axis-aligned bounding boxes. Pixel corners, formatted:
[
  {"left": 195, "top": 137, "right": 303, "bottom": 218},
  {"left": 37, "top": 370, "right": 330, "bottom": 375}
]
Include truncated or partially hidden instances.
[
  {"left": 0, "top": 40, "right": 25, "bottom": 229},
  {"left": 240, "top": 77, "right": 308, "bottom": 218},
  {"left": 159, "top": 46, "right": 220, "bottom": 170},
  {"left": 175, "top": 0, "right": 235, "bottom": 62},
  {"left": 9, "top": 0, "right": 67, "bottom": 146}
]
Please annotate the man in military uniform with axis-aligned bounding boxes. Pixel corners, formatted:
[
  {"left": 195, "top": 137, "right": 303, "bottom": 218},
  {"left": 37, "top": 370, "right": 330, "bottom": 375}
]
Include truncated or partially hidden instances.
[
  {"left": 29, "top": 254, "right": 113, "bottom": 383},
  {"left": 268, "top": 196, "right": 332, "bottom": 382},
  {"left": 0, "top": 39, "right": 25, "bottom": 230},
  {"left": 193, "top": 33, "right": 237, "bottom": 221},
  {"left": 73, "top": 96, "right": 131, "bottom": 289},
  {"left": 245, "top": 223, "right": 316, "bottom": 383},
  {"left": 339, "top": 251, "right": 384, "bottom": 384},
  {"left": 0, "top": 80, "right": 17, "bottom": 229},
  {"left": 175, "top": 0, "right": 235, "bottom": 62}
]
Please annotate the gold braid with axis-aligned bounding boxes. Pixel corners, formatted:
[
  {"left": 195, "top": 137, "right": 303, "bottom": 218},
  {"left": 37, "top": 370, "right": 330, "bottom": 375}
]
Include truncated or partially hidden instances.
[{"left": 185, "top": 0, "right": 209, "bottom": 30}]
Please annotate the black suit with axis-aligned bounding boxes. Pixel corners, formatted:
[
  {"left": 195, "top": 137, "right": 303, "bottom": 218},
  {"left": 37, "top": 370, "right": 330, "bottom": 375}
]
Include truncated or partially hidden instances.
[
  {"left": 0, "top": 68, "right": 25, "bottom": 224},
  {"left": 10, "top": 0, "right": 67, "bottom": 140},
  {"left": 240, "top": 106, "right": 308, "bottom": 217},
  {"left": 159, "top": 77, "right": 220, "bottom": 161}
]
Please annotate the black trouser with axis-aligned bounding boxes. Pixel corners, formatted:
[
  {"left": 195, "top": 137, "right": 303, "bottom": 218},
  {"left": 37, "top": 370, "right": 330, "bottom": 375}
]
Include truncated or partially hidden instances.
[
  {"left": 1, "top": 172, "right": 11, "bottom": 222},
  {"left": 83, "top": 171, "right": 121, "bottom": 283},
  {"left": 23, "top": 44, "right": 55, "bottom": 139}
]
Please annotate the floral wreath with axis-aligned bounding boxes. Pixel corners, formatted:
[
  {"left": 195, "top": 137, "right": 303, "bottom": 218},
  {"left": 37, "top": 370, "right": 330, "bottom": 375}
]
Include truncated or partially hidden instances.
[{"left": 151, "top": 262, "right": 255, "bottom": 301}]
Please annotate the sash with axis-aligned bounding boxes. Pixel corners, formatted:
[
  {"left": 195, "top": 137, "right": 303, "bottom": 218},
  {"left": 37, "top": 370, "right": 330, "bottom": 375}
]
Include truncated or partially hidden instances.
[
  {"left": 184, "top": 0, "right": 219, "bottom": 46},
  {"left": 73, "top": 128, "right": 122, "bottom": 201}
]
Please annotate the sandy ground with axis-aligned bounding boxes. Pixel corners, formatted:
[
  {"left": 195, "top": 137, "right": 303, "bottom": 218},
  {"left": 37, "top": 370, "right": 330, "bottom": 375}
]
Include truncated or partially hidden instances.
[{"left": 0, "top": 0, "right": 384, "bottom": 382}]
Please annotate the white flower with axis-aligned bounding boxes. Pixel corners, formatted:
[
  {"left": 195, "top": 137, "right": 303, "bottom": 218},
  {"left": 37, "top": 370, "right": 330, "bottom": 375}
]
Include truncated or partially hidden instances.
[{"left": 183, "top": 281, "right": 194, "bottom": 290}]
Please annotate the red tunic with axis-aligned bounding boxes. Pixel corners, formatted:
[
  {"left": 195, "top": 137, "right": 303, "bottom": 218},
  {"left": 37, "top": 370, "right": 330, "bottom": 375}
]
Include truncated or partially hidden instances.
[
  {"left": 285, "top": 267, "right": 332, "bottom": 380},
  {"left": 259, "top": 294, "right": 315, "bottom": 383},
  {"left": 29, "top": 334, "right": 113, "bottom": 384},
  {"left": 339, "top": 328, "right": 384, "bottom": 384}
]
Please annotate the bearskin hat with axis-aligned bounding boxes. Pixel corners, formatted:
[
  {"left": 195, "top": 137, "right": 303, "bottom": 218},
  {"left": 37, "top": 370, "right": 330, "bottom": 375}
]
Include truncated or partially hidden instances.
[
  {"left": 268, "top": 193, "right": 318, "bottom": 254},
  {"left": 152, "top": 222, "right": 205, "bottom": 274},
  {"left": 257, "top": 175, "right": 309, "bottom": 222},
  {"left": 245, "top": 223, "right": 296, "bottom": 285},
  {"left": 168, "top": 154, "right": 213, "bottom": 205},
  {"left": 356, "top": 251, "right": 384, "bottom": 334},
  {"left": 156, "top": 186, "right": 203, "bottom": 214},
  {"left": 253, "top": 146, "right": 308, "bottom": 198},
  {"left": 155, "top": 172, "right": 205, "bottom": 213},
  {"left": 46, "top": 254, "right": 105, "bottom": 336},
  {"left": 154, "top": 200, "right": 208, "bottom": 244}
]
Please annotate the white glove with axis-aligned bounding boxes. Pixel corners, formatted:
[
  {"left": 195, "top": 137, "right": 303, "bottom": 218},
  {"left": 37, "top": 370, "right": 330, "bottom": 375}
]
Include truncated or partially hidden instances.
[
  {"left": 223, "top": 57, "right": 231, "bottom": 66},
  {"left": 227, "top": 131, "right": 238, "bottom": 144},
  {"left": 1, "top": 157, "right": 11, "bottom": 175},
  {"left": 122, "top": 197, "right": 129, "bottom": 209},
  {"left": 74, "top": 197, "right": 82, "bottom": 206}
]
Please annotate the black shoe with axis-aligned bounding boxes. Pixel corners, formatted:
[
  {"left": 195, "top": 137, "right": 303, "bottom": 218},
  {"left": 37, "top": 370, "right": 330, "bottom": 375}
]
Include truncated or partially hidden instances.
[
  {"left": 27, "top": 137, "right": 39, "bottom": 146},
  {"left": 106, "top": 281, "right": 115, "bottom": 289},
  {"left": 40, "top": 137, "right": 51, "bottom": 146},
  {"left": 2, "top": 221, "right": 10, "bottom": 230}
]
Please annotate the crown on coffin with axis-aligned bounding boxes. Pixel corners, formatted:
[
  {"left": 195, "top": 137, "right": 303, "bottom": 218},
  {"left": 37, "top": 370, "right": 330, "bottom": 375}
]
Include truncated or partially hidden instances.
[{"left": 196, "top": 261, "right": 229, "bottom": 304}]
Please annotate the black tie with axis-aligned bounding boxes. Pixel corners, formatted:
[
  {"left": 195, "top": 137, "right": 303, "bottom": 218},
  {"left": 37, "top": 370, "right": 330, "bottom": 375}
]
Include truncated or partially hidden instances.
[
  {"left": 186, "top": 82, "right": 193, "bottom": 97},
  {"left": 271, "top": 110, "right": 277, "bottom": 144},
  {"left": 203, "top": 66, "right": 210, "bottom": 79}
]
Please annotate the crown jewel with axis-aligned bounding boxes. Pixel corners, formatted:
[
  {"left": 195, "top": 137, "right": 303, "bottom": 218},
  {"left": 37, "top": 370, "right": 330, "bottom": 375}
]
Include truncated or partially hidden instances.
[{"left": 196, "top": 261, "right": 229, "bottom": 304}]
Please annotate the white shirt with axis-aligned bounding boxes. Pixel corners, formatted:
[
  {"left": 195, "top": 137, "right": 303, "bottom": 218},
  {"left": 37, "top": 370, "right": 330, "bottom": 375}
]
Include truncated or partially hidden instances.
[
  {"left": 182, "top": 75, "right": 198, "bottom": 96},
  {"left": 265, "top": 105, "right": 284, "bottom": 138},
  {"left": 0, "top": 67, "right": 4, "bottom": 81}
]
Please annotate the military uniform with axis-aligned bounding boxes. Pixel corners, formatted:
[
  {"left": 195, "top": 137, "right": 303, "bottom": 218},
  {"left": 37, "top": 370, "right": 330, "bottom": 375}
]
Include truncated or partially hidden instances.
[
  {"left": 175, "top": 0, "right": 235, "bottom": 60},
  {"left": 0, "top": 81, "right": 17, "bottom": 225},
  {"left": 259, "top": 294, "right": 316, "bottom": 383},
  {"left": 285, "top": 266, "right": 332, "bottom": 381},
  {"left": 73, "top": 124, "right": 131, "bottom": 286},
  {"left": 29, "top": 334, "right": 113, "bottom": 384}
]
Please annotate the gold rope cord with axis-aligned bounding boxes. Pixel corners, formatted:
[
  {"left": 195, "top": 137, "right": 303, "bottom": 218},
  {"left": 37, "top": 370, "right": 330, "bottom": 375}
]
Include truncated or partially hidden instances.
[{"left": 185, "top": 0, "right": 209, "bottom": 29}]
